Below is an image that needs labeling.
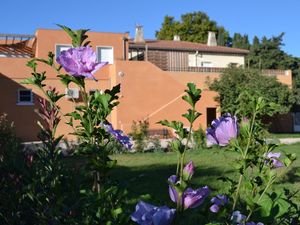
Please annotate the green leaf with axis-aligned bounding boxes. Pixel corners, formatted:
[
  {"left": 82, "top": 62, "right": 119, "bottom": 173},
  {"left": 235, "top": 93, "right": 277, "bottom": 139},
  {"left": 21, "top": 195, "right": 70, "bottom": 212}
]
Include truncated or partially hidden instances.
[
  {"left": 158, "top": 120, "right": 187, "bottom": 139},
  {"left": 258, "top": 194, "right": 273, "bottom": 217},
  {"left": 182, "top": 109, "right": 201, "bottom": 123},
  {"left": 112, "top": 208, "right": 123, "bottom": 217},
  {"left": 182, "top": 83, "right": 202, "bottom": 107},
  {"left": 57, "top": 24, "right": 90, "bottom": 47},
  {"left": 26, "top": 59, "right": 37, "bottom": 71}
]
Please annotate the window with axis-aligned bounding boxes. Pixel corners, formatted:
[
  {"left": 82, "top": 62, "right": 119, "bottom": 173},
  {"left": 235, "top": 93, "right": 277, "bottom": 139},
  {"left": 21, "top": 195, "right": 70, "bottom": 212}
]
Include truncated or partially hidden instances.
[
  {"left": 56, "top": 44, "right": 72, "bottom": 57},
  {"left": 17, "top": 89, "right": 33, "bottom": 105},
  {"left": 65, "top": 88, "right": 79, "bottom": 99},
  {"left": 201, "top": 61, "right": 213, "bottom": 67},
  {"left": 89, "top": 89, "right": 103, "bottom": 96},
  {"left": 97, "top": 46, "right": 114, "bottom": 64},
  {"left": 228, "top": 63, "right": 238, "bottom": 67}
]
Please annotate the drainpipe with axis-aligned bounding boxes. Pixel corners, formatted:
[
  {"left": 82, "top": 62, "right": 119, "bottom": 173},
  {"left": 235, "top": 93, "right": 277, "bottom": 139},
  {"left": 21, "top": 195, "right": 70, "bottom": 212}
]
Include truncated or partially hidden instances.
[
  {"left": 122, "top": 36, "right": 128, "bottom": 61},
  {"left": 145, "top": 44, "right": 148, "bottom": 61}
]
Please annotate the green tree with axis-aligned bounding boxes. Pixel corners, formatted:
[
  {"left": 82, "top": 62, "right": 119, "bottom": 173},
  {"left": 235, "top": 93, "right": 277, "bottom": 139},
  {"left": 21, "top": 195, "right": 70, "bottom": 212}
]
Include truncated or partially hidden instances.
[
  {"left": 209, "top": 67, "right": 294, "bottom": 117},
  {"left": 232, "top": 33, "right": 250, "bottom": 50},
  {"left": 155, "top": 16, "right": 180, "bottom": 41},
  {"left": 247, "top": 33, "right": 287, "bottom": 69},
  {"left": 156, "top": 11, "right": 229, "bottom": 46}
]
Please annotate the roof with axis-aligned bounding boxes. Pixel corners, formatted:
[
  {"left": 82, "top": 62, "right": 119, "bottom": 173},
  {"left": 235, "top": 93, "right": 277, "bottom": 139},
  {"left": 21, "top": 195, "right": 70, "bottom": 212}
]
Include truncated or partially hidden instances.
[{"left": 129, "top": 39, "right": 249, "bottom": 55}]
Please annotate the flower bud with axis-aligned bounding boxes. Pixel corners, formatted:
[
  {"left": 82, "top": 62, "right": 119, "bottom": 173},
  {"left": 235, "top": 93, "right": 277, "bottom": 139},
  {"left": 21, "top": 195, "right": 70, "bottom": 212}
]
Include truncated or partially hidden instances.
[{"left": 183, "top": 161, "right": 195, "bottom": 181}]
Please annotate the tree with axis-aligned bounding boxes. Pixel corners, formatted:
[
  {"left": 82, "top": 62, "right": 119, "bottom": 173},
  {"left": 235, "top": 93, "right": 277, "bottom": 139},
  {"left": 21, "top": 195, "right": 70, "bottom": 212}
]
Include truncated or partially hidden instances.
[
  {"left": 156, "top": 11, "right": 230, "bottom": 46},
  {"left": 154, "top": 16, "right": 180, "bottom": 41},
  {"left": 247, "top": 33, "right": 287, "bottom": 69},
  {"left": 232, "top": 33, "right": 250, "bottom": 50},
  {"left": 209, "top": 67, "right": 294, "bottom": 117}
]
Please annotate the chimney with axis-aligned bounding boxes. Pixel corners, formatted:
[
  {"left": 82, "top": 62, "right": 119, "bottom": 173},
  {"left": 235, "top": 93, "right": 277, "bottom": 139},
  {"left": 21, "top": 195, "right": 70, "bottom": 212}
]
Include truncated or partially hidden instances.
[
  {"left": 134, "top": 25, "right": 145, "bottom": 43},
  {"left": 207, "top": 31, "right": 217, "bottom": 46},
  {"left": 173, "top": 35, "right": 180, "bottom": 41}
]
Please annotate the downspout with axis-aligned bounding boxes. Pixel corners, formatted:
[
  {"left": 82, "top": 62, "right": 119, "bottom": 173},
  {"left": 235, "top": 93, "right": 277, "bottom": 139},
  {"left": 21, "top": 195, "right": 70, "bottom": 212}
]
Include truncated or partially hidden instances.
[
  {"left": 145, "top": 44, "right": 148, "bottom": 61},
  {"left": 122, "top": 36, "right": 128, "bottom": 61}
]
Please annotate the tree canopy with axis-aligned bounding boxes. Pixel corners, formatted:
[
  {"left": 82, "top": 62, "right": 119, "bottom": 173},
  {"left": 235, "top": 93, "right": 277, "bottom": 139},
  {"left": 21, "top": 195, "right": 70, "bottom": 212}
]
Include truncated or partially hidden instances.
[
  {"left": 156, "top": 11, "right": 300, "bottom": 107},
  {"left": 155, "top": 12, "right": 230, "bottom": 46},
  {"left": 209, "top": 67, "right": 295, "bottom": 117},
  {"left": 232, "top": 33, "right": 250, "bottom": 50}
]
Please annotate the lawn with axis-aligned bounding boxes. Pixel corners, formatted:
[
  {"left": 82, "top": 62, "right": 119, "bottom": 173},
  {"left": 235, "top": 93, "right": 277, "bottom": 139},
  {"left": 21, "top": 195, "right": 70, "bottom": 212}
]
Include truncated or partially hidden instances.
[
  {"left": 111, "top": 143, "right": 300, "bottom": 206},
  {"left": 268, "top": 133, "right": 300, "bottom": 139}
]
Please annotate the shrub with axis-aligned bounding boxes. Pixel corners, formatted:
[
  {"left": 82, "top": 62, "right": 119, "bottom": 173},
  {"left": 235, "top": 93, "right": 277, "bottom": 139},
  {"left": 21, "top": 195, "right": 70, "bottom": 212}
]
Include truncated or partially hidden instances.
[{"left": 129, "top": 120, "right": 149, "bottom": 152}]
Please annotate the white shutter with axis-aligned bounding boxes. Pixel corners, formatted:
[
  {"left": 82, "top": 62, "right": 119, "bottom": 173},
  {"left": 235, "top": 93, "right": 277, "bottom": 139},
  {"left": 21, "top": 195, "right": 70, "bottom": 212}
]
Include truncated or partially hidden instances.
[{"left": 97, "top": 47, "right": 113, "bottom": 64}]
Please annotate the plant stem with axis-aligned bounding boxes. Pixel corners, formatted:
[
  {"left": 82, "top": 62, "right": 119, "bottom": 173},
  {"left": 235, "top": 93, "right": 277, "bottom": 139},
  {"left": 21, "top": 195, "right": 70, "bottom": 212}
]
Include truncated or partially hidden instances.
[
  {"left": 80, "top": 85, "right": 95, "bottom": 145},
  {"left": 232, "top": 110, "right": 257, "bottom": 211},
  {"left": 176, "top": 152, "right": 180, "bottom": 176},
  {"left": 232, "top": 174, "right": 243, "bottom": 211},
  {"left": 246, "top": 178, "right": 274, "bottom": 221},
  {"left": 38, "top": 86, "right": 77, "bottom": 134},
  {"left": 179, "top": 108, "right": 194, "bottom": 181}
]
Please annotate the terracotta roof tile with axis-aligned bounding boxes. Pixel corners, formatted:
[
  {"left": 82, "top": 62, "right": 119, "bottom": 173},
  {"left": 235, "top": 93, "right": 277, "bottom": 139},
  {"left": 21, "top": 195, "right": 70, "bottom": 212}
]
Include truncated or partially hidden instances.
[{"left": 129, "top": 39, "right": 249, "bottom": 55}]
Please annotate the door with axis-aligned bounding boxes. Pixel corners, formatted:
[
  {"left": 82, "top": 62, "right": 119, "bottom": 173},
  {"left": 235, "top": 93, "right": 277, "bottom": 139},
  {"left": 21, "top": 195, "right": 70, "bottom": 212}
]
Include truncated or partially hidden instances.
[
  {"left": 207, "top": 108, "right": 217, "bottom": 127},
  {"left": 293, "top": 112, "right": 300, "bottom": 132}
]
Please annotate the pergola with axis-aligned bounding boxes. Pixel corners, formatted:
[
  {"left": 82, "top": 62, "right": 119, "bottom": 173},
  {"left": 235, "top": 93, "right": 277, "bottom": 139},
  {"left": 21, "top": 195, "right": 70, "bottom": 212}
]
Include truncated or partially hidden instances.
[{"left": 0, "top": 33, "right": 35, "bottom": 57}]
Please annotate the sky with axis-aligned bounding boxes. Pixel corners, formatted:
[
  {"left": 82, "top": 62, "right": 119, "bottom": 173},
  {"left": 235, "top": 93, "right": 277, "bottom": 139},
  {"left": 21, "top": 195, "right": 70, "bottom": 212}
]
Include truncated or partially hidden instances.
[{"left": 1, "top": 0, "right": 300, "bottom": 57}]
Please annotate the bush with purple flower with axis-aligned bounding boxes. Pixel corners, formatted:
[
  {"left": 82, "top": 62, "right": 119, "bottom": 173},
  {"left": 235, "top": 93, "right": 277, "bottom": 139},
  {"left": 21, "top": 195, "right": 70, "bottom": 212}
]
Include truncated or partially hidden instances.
[
  {"left": 210, "top": 194, "right": 229, "bottom": 213},
  {"left": 102, "top": 122, "right": 133, "bottom": 149},
  {"left": 19, "top": 25, "right": 298, "bottom": 225},
  {"left": 206, "top": 113, "right": 238, "bottom": 147},
  {"left": 131, "top": 201, "right": 176, "bottom": 225},
  {"left": 265, "top": 152, "right": 284, "bottom": 168},
  {"left": 57, "top": 46, "right": 108, "bottom": 80}
]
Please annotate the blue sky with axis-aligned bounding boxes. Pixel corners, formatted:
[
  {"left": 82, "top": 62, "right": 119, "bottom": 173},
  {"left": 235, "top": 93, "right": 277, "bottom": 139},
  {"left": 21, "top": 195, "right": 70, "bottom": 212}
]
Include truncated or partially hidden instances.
[{"left": 1, "top": 0, "right": 300, "bottom": 57}]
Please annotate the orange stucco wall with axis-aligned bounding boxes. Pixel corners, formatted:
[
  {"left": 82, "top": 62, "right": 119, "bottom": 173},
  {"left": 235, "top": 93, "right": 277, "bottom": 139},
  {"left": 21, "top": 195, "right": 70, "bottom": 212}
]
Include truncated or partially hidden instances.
[
  {"left": 0, "top": 60, "right": 111, "bottom": 141},
  {"left": 0, "top": 29, "right": 294, "bottom": 141},
  {"left": 111, "top": 60, "right": 220, "bottom": 133}
]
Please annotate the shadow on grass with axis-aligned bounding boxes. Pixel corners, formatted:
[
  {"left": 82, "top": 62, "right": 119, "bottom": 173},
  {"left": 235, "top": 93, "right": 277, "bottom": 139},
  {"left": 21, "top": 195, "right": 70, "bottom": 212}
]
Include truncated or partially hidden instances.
[
  {"left": 111, "top": 163, "right": 233, "bottom": 207},
  {"left": 281, "top": 166, "right": 300, "bottom": 184}
]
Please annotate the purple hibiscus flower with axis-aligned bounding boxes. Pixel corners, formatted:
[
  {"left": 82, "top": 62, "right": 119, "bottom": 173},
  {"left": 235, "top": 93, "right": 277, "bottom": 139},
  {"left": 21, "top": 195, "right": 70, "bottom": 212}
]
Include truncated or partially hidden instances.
[
  {"left": 183, "top": 161, "right": 195, "bottom": 181},
  {"left": 206, "top": 113, "right": 238, "bottom": 147},
  {"left": 168, "top": 175, "right": 179, "bottom": 203},
  {"left": 102, "top": 122, "right": 133, "bottom": 149},
  {"left": 56, "top": 46, "right": 108, "bottom": 80},
  {"left": 209, "top": 194, "right": 229, "bottom": 213},
  {"left": 243, "top": 222, "right": 264, "bottom": 225},
  {"left": 231, "top": 210, "right": 246, "bottom": 223},
  {"left": 183, "top": 186, "right": 211, "bottom": 209},
  {"left": 131, "top": 201, "right": 176, "bottom": 225},
  {"left": 168, "top": 175, "right": 210, "bottom": 209},
  {"left": 265, "top": 152, "right": 284, "bottom": 168}
]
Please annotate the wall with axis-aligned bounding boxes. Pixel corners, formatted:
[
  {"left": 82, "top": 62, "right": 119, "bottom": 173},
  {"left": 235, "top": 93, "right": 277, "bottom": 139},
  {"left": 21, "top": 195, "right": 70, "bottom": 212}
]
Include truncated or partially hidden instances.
[
  {"left": 0, "top": 29, "right": 294, "bottom": 141},
  {"left": 193, "top": 53, "right": 245, "bottom": 67},
  {"left": 35, "top": 29, "right": 127, "bottom": 64},
  {"left": 147, "top": 50, "right": 245, "bottom": 71},
  {"left": 112, "top": 60, "right": 220, "bottom": 133},
  {"left": 0, "top": 57, "right": 111, "bottom": 141}
]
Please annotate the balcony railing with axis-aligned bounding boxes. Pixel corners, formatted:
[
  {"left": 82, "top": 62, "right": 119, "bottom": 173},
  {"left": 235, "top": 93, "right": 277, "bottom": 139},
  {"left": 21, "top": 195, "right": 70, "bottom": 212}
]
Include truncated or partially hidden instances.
[
  {"left": 166, "top": 67, "right": 225, "bottom": 73},
  {"left": 165, "top": 67, "right": 289, "bottom": 76}
]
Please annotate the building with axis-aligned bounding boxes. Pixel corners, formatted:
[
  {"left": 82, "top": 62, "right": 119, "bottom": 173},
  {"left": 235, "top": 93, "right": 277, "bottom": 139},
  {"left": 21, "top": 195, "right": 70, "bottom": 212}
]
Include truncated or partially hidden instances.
[{"left": 0, "top": 27, "right": 294, "bottom": 142}]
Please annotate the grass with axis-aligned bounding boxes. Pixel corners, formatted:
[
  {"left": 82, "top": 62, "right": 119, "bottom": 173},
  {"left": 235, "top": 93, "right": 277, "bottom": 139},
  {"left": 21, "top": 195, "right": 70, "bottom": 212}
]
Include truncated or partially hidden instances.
[
  {"left": 268, "top": 133, "right": 300, "bottom": 139},
  {"left": 111, "top": 143, "right": 300, "bottom": 206}
]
